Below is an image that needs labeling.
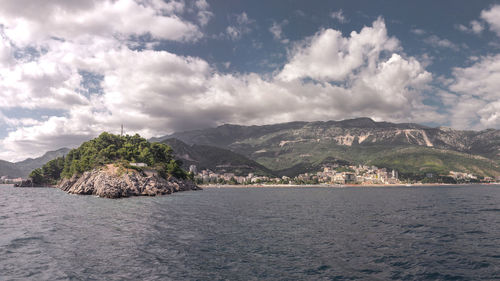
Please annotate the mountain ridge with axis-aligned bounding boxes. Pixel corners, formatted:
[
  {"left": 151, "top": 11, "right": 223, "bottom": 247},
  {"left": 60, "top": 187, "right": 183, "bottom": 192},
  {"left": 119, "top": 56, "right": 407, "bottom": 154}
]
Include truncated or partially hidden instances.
[
  {"left": 155, "top": 117, "right": 500, "bottom": 177},
  {"left": 157, "top": 117, "right": 500, "bottom": 155},
  {"left": 161, "top": 138, "right": 275, "bottom": 176},
  {"left": 0, "top": 148, "right": 71, "bottom": 178}
]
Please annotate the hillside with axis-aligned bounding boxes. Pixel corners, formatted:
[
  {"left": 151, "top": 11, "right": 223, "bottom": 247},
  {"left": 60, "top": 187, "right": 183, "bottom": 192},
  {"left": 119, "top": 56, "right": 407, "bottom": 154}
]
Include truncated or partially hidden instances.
[
  {"left": 156, "top": 118, "right": 500, "bottom": 178},
  {"left": 162, "top": 138, "right": 275, "bottom": 176},
  {"left": 0, "top": 160, "right": 24, "bottom": 178},
  {"left": 0, "top": 148, "right": 70, "bottom": 178},
  {"left": 15, "top": 148, "right": 71, "bottom": 175}
]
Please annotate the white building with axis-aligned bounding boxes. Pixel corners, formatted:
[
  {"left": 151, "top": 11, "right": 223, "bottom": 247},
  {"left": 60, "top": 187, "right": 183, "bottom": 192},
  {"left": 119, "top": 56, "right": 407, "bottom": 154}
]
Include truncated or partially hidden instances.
[{"left": 189, "top": 165, "right": 198, "bottom": 174}]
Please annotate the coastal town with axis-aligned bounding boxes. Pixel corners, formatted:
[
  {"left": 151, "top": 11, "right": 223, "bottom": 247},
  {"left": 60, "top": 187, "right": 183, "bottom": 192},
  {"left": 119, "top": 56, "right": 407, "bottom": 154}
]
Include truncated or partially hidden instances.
[
  {"left": 190, "top": 164, "right": 497, "bottom": 186},
  {"left": 1, "top": 163, "right": 496, "bottom": 186}
]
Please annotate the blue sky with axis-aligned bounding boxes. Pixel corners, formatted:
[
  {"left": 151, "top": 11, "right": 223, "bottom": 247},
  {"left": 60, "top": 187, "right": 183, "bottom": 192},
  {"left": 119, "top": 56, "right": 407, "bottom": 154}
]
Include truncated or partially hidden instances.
[
  {"left": 165, "top": 1, "right": 498, "bottom": 73},
  {"left": 0, "top": 0, "right": 500, "bottom": 161}
]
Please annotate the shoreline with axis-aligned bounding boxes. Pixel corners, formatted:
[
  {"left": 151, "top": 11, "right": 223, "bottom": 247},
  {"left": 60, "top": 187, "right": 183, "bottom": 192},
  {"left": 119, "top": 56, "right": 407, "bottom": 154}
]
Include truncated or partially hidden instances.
[{"left": 201, "top": 183, "right": 500, "bottom": 188}]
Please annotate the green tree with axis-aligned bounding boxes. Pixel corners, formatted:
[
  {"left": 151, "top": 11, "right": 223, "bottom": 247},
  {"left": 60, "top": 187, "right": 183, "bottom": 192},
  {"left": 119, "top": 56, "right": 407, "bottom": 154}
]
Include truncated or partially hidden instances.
[
  {"left": 33, "top": 132, "right": 189, "bottom": 183},
  {"left": 29, "top": 168, "right": 44, "bottom": 185},
  {"left": 166, "top": 159, "right": 187, "bottom": 179}
]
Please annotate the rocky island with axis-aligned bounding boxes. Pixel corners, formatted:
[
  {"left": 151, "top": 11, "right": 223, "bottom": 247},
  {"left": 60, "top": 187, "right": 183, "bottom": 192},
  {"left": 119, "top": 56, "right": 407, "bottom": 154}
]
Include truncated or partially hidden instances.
[{"left": 29, "top": 132, "right": 200, "bottom": 198}]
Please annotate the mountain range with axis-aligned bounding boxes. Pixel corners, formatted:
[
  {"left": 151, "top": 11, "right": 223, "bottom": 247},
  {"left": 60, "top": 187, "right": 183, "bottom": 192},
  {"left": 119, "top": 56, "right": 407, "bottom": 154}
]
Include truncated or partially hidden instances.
[
  {"left": 3, "top": 118, "right": 500, "bottom": 179},
  {"left": 153, "top": 117, "right": 500, "bottom": 178},
  {"left": 0, "top": 148, "right": 70, "bottom": 178}
]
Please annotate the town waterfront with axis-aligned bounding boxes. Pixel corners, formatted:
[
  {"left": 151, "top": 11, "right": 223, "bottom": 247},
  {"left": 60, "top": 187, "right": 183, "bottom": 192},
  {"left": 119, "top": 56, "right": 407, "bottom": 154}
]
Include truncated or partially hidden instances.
[{"left": 1, "top": 185, "right": 499, "bottom": 280}]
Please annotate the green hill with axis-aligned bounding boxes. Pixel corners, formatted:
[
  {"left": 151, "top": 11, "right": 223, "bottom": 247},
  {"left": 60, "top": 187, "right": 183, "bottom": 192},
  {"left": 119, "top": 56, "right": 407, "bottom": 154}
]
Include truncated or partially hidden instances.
[
  {"left": 0, "top": 160, "right": 24, "bottom": 178},
  {"left": 162, "top": 138, "right": 275, "bottom": 176},
  {"left": 0, "top": 148, "right": 70, "bottom": 178},
  {"left": 30, "top": 132, "right": 187, "bottom": 185},
  {"left": 15, "top": 148, "right": 70, "bottom": 176},
  {"left": 368, "top": 147, "right": 499, "bottom": 177}
]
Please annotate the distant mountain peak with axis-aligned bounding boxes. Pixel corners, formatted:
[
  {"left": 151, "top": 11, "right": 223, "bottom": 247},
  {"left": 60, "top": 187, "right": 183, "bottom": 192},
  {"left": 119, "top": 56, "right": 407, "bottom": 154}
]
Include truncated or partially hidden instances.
[
  {"left": 3, "top": 147, "right": 72, "bottom": 178},
  {"left": 337, "top": 117, "right": 377, "bottom": 127}
]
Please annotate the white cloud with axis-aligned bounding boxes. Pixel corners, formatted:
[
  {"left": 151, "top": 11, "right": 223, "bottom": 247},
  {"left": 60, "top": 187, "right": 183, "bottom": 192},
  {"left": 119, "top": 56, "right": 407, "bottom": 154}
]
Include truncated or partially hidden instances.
[
  {"left": 423, "top": 35, "right": 459, "bottom": 51},
  {"left": 0, "top": 55, "right": 88, "bottom": 109},
  {"left": 0, "top": 114, "right": 98, "bottom": 161},
  {"left": 278, "top": 18, "right": 400, "bottom": 82},
  {"left": 226, "top": 12, "right": 254, "bottom": 40},
  {"left": 471, "top": 20, "right": 484, "bottom": 34},
  {"left": 450, "top": 54, "right": 500, "bottom": 100},
  {"left": 269, "top": 22, "right": 282, "bottom": 39},
  {"left": 457, "top": 20, "right": 485, "bottom": 34},
  {"left": 447, "top": 54, "right": 500, "bottom": 129},
  {"left": 236, "top": 12, "right": 251, "bottom": 25},
  {"left": 0, "top": 34, "right": 14, "bottom": 66},
  {"left": 0, "top": 0, "right": 202, "bottom": 45},
  {"left": 481, "top": 4, "right": 500, "bottom": 37},
  {"left": 0, "top": 35, "right": 118, "bottom": 110},
  {"left": 457, "top": 24, "right": 468, "bottom": 32},
  {"left": 194, "top": 0, "right": 209, "bottom": 10},
  {"left": 331, "top": 9, "right": 348, "bottom": 23},
  {"left": 269, "top": 20, "right": 289, "bottom": 43},
  {"left": 194, "top": 0, "right": 213, "bottom": 26},
  {"left": 410, "top": 28, "right": 426, "bottom": 35},
  {"left": 198, "top": 10, "right": 213, "bottom": 26},
  {"left": 225, "top": 26, "right": 240, "bottom": 40}
]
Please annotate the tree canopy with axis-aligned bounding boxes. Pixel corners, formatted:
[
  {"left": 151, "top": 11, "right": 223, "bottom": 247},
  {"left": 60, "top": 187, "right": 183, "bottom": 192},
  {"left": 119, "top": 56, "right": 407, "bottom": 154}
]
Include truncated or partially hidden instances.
[{"left": 30, "top": 132, "right": 187, "bottom": 184}]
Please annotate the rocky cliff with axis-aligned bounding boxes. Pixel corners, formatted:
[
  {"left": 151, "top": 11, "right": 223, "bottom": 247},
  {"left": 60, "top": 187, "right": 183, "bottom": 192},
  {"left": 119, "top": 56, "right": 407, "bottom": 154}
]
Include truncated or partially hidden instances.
[{"left": 57, "top": 165, "right": 200, "bottom": 198}]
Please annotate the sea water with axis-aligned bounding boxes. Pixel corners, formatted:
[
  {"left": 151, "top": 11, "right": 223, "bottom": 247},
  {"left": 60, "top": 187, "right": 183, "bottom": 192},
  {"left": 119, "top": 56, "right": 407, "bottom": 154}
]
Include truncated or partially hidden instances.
[{"left": 1, "top": 185, "right": 499, "bottom": 280}]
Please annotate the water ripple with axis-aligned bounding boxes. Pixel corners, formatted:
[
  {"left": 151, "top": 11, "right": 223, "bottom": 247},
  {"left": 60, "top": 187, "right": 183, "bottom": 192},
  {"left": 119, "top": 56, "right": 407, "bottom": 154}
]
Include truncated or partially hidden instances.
[{"left": 0, "top": 185, "right": 500, "bottom": 280}]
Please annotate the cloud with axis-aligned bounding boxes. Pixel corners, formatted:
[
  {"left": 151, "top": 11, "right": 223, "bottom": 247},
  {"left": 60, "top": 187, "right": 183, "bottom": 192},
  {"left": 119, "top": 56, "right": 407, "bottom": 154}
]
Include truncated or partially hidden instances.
[
  {"left": 269, "top": 22, "right": 282, "bottom": 40},
  {"left": 236, "top": 12, "right": 252, "bottom": 25},
  {"left": 481, "top": 4, "right": 500, "bottom": 37},
  {"left": 410, "top": 28, "right": 426, "bottom": 35},
  {"left": 269, "top": 20, "right": 289, "bottom": 43},
  {"left": 194, "top": 0, "right": 213, "bottom": 26},
  {"left": 0, "top": 0, "right": 203, "bottom": 45},
  {"left": 447, "top": 54, "right": 500, "bottom": 129},
  {"left": 471, "top": 20, "right": 486, "bottom": 34},
  {"left": 456, "top": 20, "right": 485, "bottom": 34},
  {"left": 0, "top": 52, "right": 89, "bottom": 109},
  {"left": 423, "top": 35, "right": 459, "bottom": 51},
  {"left": 449, "top": 54, "right": 500, "bottom": 100},
  {"left": 0, "top": 114, "right": 100, "bottom": 162},
  {"left": 226, "top": 12, "right": 254, "bottom": 40},
  {"left": 0, "top": 15, "right": 441, "bottom": 161},
  {"left": 278, "top": 17, "right": 400, "bottom": 82},
  {"left": 0, "top": 34, "right": 14, "bottom": 66},
  {"left": 331, "top": 9, "right": 348, "bottom": 23}
]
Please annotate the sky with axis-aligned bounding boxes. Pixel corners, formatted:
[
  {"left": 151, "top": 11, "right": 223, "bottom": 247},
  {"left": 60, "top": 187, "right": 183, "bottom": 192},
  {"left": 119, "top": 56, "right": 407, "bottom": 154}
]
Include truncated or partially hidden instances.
[{"left": 1, "top": 0, "right": 500, "bottom": 161}]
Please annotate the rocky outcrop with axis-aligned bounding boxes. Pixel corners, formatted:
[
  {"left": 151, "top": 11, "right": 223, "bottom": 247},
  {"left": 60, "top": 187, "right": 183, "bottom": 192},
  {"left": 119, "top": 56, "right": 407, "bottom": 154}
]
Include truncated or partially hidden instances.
[
  {"left": 57, "top": 166, "right": 200, "bottom": 198},
  {"left": 14, "top": 180, "right": 34, "bottom": 187}
]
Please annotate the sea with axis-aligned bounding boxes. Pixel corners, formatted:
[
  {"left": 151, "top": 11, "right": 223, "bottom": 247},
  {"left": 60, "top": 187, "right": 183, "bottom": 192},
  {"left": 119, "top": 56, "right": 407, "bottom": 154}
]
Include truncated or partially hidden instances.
[{"left": 0, "top": 184, "right": 499, "bottom": 280}]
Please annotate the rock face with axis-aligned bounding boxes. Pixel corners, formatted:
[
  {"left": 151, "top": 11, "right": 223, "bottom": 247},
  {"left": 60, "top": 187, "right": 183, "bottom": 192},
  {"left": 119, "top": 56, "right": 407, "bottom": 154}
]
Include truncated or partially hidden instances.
[{"left": 57, "top": 166, "right": 200, "bottom": 198}]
